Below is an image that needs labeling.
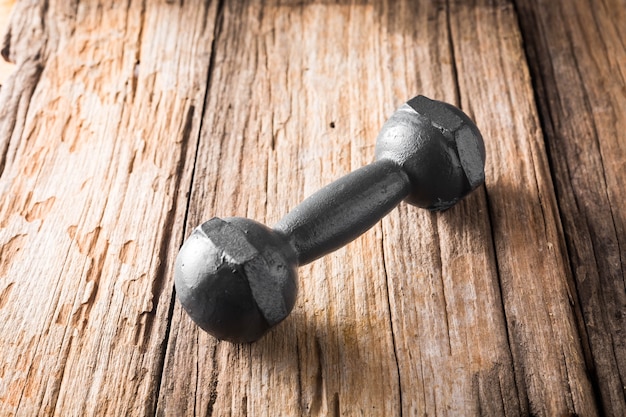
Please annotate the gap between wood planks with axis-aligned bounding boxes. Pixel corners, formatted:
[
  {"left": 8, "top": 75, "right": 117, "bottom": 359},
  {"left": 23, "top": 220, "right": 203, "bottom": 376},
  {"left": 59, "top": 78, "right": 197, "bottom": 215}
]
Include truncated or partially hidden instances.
[{"left": 151, "top": 0, "right": 227, "bottom": 410}]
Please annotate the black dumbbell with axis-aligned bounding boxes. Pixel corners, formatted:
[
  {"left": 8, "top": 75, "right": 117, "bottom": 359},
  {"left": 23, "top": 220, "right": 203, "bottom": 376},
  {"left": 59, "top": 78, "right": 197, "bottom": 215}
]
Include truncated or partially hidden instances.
[{"left": 174, "top": 95, "right": 486, "bottom": 343}]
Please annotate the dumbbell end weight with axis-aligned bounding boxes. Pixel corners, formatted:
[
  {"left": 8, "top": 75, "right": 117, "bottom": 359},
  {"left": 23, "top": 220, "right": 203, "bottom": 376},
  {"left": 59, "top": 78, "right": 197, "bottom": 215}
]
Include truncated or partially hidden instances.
[
  {"left": 375, "top": 95, "right": 485, "bottom": 210},
  {"left": 175, "top": 217, "right": 298, "bottom": 343},
  {"left": 174, "top": 95, "right": 485, "bottom": 343}
]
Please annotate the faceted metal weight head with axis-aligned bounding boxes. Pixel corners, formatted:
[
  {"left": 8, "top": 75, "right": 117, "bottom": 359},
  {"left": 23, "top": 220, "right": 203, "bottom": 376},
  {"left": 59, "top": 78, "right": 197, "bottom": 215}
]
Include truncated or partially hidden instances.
[
  {"left": 174, "top": 217, "right": 298, "bottom": 343},
  {"left": 375, "top": 95, "right": 486, "bottom": 210}
]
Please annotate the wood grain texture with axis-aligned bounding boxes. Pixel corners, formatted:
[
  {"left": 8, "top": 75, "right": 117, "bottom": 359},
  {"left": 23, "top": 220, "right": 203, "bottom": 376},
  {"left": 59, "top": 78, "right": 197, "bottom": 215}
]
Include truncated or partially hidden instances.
[
  {"left": 159, "top": 3, "right": 404, "bottom": 415},
  {"left": 516, "top": 0, "right": 626, "bottom": 415},
  {"left": 0, "top": 0, "right": 218, "bottom": 414},
  {"left": 158, "top": 0, "right": 594, "bottom": 416},
  {"left": 0, "top": 0, "right": 15, "bottom": 85},
  {"left": 448, "top": 1, "right": 598, "bottom": 415},
  {"left": 0, "top": 0, "right": 623, "bottom": 416}
]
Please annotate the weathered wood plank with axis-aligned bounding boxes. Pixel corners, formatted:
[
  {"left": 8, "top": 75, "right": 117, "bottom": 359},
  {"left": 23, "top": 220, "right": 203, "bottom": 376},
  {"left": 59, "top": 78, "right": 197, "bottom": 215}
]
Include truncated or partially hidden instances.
[
  {"left": 0, "top": 1, "right": 217, "bottom": 415},
  {"left": 515, "top": 0, "right": 626, "bottom": 415},
  {"left": 0, "top": 0, "right": 46, "bottom": 176},
  {"left": 378, "top": 2, "right": 519, "bottom": 415},
  {"left": 449, "top": 2, "right": 598, "bottom": 414},
  {"left": 159, "top": 2, "right": 403, "bottom": 415}
]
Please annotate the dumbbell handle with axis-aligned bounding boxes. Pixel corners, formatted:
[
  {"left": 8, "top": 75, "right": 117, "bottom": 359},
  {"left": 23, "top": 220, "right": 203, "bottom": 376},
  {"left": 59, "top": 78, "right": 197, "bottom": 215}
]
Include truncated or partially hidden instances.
[{"left": 274, "top": 158, "right": 410, "bottom": 265}]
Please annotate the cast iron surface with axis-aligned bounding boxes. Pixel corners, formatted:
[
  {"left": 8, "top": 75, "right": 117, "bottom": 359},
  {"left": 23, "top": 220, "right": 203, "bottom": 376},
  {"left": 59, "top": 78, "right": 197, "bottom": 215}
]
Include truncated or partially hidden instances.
[{"left": 175, "top": 95, "right": 486, "bottom": 343}]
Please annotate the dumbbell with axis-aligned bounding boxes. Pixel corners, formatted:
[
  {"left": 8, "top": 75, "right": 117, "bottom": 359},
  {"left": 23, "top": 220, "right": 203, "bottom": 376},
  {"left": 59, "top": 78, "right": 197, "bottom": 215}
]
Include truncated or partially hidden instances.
[{"left": 174, "top": 95, "right": 486, "bottom": 343}]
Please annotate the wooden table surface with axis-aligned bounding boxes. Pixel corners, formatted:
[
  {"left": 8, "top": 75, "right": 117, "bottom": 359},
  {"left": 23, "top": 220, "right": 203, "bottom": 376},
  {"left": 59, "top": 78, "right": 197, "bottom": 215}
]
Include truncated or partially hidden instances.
[{"left": 0, "top": 0, "right": 624, "bottom": 416}]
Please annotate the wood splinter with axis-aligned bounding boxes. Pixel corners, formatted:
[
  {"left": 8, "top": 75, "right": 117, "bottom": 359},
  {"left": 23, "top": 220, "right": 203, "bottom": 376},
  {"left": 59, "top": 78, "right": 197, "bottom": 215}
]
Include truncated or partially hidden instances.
[{"left": 174, "top": 95, "right": 486, "bottom": 343}]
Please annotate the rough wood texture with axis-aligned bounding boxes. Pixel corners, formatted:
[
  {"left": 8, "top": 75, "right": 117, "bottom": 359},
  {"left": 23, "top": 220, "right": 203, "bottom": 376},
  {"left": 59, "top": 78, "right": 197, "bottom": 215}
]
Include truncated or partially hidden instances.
[
  {"left": 0, "top": 0, "right": 623, "bottom": 416},
  {"left": 0, "top": 0, "right": 14, "bottom": 85},
  {"left": 0, "top": 0, "right": 217, "bottom": 414},
  {"left": 516, "top": 0, "right": 626, "bottom": 415}
]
